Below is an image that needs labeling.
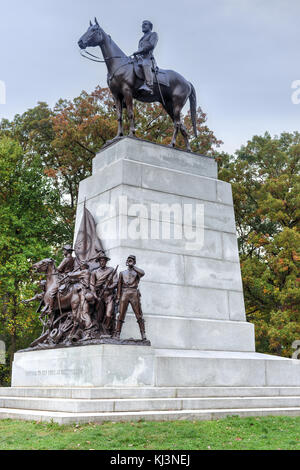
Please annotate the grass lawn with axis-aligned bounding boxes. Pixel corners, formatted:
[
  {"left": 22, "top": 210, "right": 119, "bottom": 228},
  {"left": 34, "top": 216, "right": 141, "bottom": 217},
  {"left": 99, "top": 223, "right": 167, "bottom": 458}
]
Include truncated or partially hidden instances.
[{"left": 0, "top": 416, "right": 299, "bottom": 450}]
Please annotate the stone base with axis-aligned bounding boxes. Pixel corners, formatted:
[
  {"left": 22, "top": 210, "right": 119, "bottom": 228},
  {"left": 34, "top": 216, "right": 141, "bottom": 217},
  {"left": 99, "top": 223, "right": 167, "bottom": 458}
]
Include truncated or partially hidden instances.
[
  {"left": 12, "top": 345, "right": 155, "bottom": 388},
  {"left": 11, "top": 345, "right": 300, "bottom": 388}
]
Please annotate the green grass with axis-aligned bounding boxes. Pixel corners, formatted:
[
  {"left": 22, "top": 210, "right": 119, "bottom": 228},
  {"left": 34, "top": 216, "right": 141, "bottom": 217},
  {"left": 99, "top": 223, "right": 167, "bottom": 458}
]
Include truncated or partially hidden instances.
[{"left": 0, "top": 416, "right": 300, "bottom": 450}]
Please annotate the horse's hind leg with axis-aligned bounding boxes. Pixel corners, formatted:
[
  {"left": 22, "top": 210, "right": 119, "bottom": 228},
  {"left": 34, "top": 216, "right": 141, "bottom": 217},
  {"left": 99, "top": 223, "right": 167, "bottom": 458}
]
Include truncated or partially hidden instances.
[
  {"left": 169, "top": 104, "right": 184, "bottom": 150},
  {"left": 167, "top": 91, "right": 192, "bottom": 151},
  {"left": 179, "top": 122, "right": 191, "bottom": 152},
  {"left": 170, "top": 111, "right": 191, "bottom": 152},
  {"left": 169, "top": 122, "right": 180, "bottom": 148}
]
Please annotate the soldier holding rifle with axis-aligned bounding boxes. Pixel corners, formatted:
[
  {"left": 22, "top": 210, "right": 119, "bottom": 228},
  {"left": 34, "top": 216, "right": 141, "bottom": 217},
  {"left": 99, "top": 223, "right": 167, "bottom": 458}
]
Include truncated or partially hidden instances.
[{"left": 90, "top": 253, "right": 118, "bottom": 335}]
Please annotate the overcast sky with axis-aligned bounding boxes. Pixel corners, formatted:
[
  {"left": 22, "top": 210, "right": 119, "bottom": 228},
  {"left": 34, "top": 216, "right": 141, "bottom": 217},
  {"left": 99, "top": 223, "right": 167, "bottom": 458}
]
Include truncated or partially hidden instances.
[{"left": 0, "top": 0, "right": 299, "bottom": 153}]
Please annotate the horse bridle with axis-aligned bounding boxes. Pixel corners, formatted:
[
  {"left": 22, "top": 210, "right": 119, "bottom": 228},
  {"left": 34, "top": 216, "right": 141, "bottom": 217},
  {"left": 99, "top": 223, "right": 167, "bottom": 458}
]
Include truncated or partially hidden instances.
[
  {"left": 80, "top": 49, "right": 125, "bottom": 63},
  {"left": 80, "top": 50, "right": 135, "bottom": 83},
  {"left": 34, "top": 259, "right": 59, "bottom": 276}
]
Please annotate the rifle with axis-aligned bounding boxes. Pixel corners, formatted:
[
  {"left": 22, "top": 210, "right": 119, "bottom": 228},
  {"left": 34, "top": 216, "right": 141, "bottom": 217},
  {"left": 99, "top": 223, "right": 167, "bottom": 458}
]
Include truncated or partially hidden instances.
[
  {"left": 36, "top": 299, "right": 44, "bottom": 314},
  {"left": 58, "top": 254, "right": 103, "bottom": 284}
]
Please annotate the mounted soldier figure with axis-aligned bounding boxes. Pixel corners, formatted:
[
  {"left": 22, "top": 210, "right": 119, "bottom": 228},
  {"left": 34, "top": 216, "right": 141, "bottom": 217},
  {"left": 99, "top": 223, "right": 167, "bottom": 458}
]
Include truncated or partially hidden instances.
[
  {"left": 133, "top": 20, "right": 158, "bottom": 96},
  {"left": 78, "top": 18, "right": 198, "bottom": 151}
]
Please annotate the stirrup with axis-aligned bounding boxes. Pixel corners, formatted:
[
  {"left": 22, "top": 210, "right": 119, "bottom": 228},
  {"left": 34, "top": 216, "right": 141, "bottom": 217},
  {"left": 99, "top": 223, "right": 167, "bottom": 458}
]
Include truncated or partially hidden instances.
[{"left": 138, "top": 83, "right": 153, "bottom": 95}]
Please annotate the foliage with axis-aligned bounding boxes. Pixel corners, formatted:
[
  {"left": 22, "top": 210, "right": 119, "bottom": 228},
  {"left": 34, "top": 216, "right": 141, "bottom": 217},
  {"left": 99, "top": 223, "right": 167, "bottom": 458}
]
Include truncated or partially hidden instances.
[
  {"left": 218, "top": 132, "right": 300, "bottom": 356},
  {"left": 0, "top": 137, "right": 65, "bottom": 381}
]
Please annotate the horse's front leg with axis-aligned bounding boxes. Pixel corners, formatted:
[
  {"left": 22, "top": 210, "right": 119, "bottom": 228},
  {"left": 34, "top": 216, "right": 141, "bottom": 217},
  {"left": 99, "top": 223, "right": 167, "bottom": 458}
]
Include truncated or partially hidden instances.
[
  {"left": 115, "top": 96, "right": 124, "bottom": 138},
  {"left": 123, "top": 88, "right": 135, "bottom": 137}
]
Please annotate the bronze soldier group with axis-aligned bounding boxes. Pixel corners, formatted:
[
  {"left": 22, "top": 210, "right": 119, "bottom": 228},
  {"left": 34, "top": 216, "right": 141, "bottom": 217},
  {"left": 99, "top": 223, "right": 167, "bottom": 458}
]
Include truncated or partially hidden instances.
[{"left": 25, "top": 248, "right": 148, "bottom": 349}]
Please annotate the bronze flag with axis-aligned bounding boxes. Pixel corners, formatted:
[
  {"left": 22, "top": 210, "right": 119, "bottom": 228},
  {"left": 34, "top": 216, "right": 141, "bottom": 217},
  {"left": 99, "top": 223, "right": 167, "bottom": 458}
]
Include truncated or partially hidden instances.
[{"left": 74, "top": 203, "right": 104, "bottom": 270}]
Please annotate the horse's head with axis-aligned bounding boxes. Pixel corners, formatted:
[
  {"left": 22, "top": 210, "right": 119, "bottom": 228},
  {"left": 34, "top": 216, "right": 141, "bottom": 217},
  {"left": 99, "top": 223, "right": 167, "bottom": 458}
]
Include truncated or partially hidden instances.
[
  {"left": 32, "top": 258, "right": 55, "bottom": 274},
  {"left": 78, "top": 18, "right": 104, "bottom": 49}
]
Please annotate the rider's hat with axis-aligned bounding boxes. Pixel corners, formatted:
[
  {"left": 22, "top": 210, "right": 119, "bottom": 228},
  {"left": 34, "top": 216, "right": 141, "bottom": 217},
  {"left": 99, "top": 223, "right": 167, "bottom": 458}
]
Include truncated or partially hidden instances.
[
  {"left": 96, "top": 251, "right": 111, "bottom": 261},
  {"left": 63, "top": 245, "right": 74, "bottom": 252}
]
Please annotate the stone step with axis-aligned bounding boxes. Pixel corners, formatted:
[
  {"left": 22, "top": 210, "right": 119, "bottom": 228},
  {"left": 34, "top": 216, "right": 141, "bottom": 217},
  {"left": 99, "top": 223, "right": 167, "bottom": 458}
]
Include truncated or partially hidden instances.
[
  {"left": 0, "top": 395, "right": 300, "bottom": 413},
  {"left": 2, "top": 386, "right": 300, "bottom": 399},
  {"left": 1, "top": 406, "right": 300, "bottom": 425},
  {"left": 154, "top": 350, "right": 300, "bottom": 387}
]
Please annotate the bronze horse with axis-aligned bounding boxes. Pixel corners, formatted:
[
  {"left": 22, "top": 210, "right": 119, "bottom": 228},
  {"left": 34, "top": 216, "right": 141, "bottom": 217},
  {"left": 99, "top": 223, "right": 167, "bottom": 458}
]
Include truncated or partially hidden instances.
[
  {"left": 32, "top": 258, "right": 82, "bottom": 326},
  {"left": 78, "top": 19, "right": 198, "bottom": 151}
]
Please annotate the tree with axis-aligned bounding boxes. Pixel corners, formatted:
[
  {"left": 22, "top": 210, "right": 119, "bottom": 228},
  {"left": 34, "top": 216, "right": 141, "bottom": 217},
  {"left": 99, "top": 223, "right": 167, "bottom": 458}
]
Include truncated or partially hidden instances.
[
  {"left": 0, "top": 137, "right": 65, "bottom": 382},
  {"left": 219, "top": 132, "right": 300, "bottom": 357}
]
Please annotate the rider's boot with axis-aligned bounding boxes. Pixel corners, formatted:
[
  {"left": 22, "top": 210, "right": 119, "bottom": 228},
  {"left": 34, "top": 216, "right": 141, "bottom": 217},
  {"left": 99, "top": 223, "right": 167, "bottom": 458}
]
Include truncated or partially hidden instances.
[{"left": 139, "top": 82, "right": 154, "bottom": 95}]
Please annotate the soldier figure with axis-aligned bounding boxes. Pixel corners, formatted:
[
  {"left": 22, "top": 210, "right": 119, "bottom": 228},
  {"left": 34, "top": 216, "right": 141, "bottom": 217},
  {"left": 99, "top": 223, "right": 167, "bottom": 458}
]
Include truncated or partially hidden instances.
[
  {"left": 114, "top": 255, "right": 147, "bottom": 341},
  {"left": 48, "top": 245, "right": 75, "bottom": 315},
  {"left": 68, "top": 261, "right": 93, "bottom": 333},
  {"left": 133, "top": 20, "right": 158, "bottom": 95},
  {"left": 23, "top": 280, "right": 47, "bottom": 305},
  {"left": 90, "top": 253, "right": 118, "bottom": 335},
  {"left": 23, "top": 280, "right": 49, "bottom": 331}
]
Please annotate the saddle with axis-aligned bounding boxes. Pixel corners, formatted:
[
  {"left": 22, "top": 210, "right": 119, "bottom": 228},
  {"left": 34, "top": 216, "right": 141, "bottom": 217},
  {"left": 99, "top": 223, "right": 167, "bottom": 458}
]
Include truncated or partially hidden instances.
[{"left": 133, "top": 61, "right": 170, "bottom": 88}]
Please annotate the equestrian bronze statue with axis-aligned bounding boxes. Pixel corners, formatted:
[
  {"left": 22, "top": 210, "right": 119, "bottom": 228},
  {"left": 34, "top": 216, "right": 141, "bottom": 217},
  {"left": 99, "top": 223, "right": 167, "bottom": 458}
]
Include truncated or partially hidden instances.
[{"left": 78, "top": 18, "right": 198, "bottom": 151}]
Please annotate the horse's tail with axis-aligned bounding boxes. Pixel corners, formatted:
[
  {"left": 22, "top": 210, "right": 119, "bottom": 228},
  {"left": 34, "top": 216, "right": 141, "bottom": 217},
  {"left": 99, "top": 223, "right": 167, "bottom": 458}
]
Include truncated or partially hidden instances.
[{"left": 189, "top": 83, "right": 198, "bottom": 138}]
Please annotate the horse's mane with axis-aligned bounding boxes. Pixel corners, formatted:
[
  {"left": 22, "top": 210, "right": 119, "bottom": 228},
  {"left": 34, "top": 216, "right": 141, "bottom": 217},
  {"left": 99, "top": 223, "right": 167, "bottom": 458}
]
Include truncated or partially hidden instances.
[{"left": 101, "top": 28, "right": 127, "bottom": 58}]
